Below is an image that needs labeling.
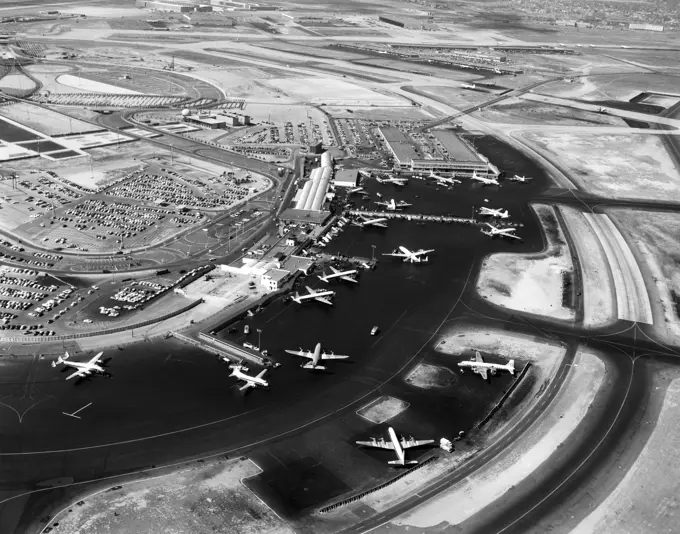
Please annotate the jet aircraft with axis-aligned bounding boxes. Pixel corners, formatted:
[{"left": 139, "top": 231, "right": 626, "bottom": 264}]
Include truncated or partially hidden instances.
[
  {"left": 318, "top": 266, "right": 358, "bottom": 284},
  {"left": 383, "top": 245, "right": 434, "bottom": 263},
  {"left": 230, "top": 365, "right": 268, "bottom": 391},
  {"left": 429, "top": 170, "right": 461, "bottom": 187},
  {"left": 458, "top": 351, "right": 515, "bottom": 379},
  {"left": 375, "top": 199, "right": 412, "bottom": 211},
  {"left": 480, "top": 223, "right": 521, "bottom": 240},
  {"left": 471, "top": 172, "right": 500, "bottom": 186},
  {"left": 509, "top": 174, "right": 532, "bottom": 183},
  {"left": 356, "top": 427, "right": 434, "bottom": 465},
  {"left": 52, "top": 351, "right": 107, "bottom": 380},
  {"left": 479, "top": 207, "right": 509, "bottom": 219},
  {"left": 352, "top": 214, "right": 388, "bottom": 229},
  {"left": 285, "top": 342, "right": 349, "bottom": 370},
  {"left": 291, "top": 285, "right": 335, "bottom": 305}
]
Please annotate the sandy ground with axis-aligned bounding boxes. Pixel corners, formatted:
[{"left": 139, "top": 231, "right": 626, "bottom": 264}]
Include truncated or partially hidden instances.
[
  {"left": 584, "top": 212, "right": 654, "bottom": 324},
  {"left": 559, "top": 205, "right": 616, "bottom": 329},
  {"left": 476, "top": 97, "right": 626, "bottom": 127},
  {"left": 262, "top": 77, "right": 403, "bottom": 105},
  {"left": 45, "top": 457, "right": 293, "bottom": 534},
  {"left": 476, "top": 204, "right": 576, "bottom": 321},
  {"left": 56, "top": 74, "right": 143, "bottom": 95},
  {"left": 356, "top": 396, "right": 409, "bottom": 424},
  {"left": 0, "top": 73, "right": 35, "bottom": 91},
  {"left": 388, "top": 346, "right": 604, "bottom": 530},
  {"left": 0, "top": 102, "right": 99, "bottom": 136},
  {"left": 520, "top": 132, "right": 680, "bottom": 201},
  {"left": 608, "top": 209, "right": 680, "bottom": 344},
  {"left": 573, "top": 364, "right": 680, "bottom": 534},
  {"left": 404, "top": 363, "right": 457, "bottom": 389}
]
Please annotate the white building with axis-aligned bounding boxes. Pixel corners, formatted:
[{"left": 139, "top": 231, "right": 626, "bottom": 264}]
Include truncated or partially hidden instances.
[{"left": 261, "top": 268, "right": 290, "bottom": 291}]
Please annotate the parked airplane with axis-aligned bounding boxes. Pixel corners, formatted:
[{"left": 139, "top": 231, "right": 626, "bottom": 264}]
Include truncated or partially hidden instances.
[
  {"left": 461, "top": 83, "right": 476, "bottom": 89},
  {"left": 375, "top": 198, "right": 412, "bottom": 211},
  {"left": 479, "top": 207, "right": 509, "bottom": 219},
  {"left": 52, "top": 351, "right": 106, "bottom": 380},
  {"left": 347, "top": 187, "right": 366, "bottom": 195},
  {"left": 352, "top": 214, "right": 388, "bottom": 229},
  {"left": 383, "top": 245, "right": 434, "bottom": 263},
  {"left": 285, "top": 342, "right": 349, "bottom": 370},
  {"left": 318, "top": 266, "right": 358, "bottom": 284},
  {"left": 481, "top": 223, "right": 521, "bottom": 240},
  {"left": 356, "top": 427, "right": 434, "bottom": 465},
  {"left": 291, "top": 285, "right": 335, "bottom": 305},
  {"left": 375, "top": 175, "right": 408, "bottom": 186},
  {"left": 429, "top": 170, "right": 461, "bottom": 187},
  {"left": 458, "top": 351, "right": 515, "bottom": 379},
  {"left": 230, "top": 365, "right": 268, "bottom": 391},
  {"left": 471, "top": 172, "right": 500, "bottom": 186},
  {"left": 509, "top": 174, "right": 532, "bottom": 182}
]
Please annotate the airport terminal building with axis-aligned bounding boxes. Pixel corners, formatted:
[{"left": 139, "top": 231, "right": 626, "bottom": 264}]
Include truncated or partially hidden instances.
[{"left": 379, "top": 127, "right": 496, "bottom": 177}]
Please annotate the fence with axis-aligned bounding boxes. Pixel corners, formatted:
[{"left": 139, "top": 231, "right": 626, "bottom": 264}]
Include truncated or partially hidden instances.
[
  {"left": 1, "top": 299, "right": 203, "bottom": 343},
  {"left": 319, "top": 456, "right": 438, "bottom": 514},
  {"left": 476, "top": 363, "right": 532, "bottom": 429}
]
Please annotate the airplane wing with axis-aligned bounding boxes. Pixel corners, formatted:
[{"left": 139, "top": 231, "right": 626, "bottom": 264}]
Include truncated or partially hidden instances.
[
  {"left": 239, "top": 382, "right": 255, "bottom": 391},
  {"left": 320, "top": 353, "right": 349, "bottom": 360},
  {"left": 356, "top": 440, "right": 395, "bottom": 449},
  {"left": 88, "top": 351, "right": 104, "bottom": 365},
  {"left": 329, "top": 266, "right": 340, "bottom": 274},
  {"left": 475, "top": 352, "right": 484, "bottom": 363},
  {"left": 383, "top": 252, "right": 407, "bottom": 258},
  {"left": 305, "top": 285, "right": 315, "bottom": 294},
  {"left": 417, "top": 249, "right": 435, "bottom": 255},
  {"left": 66, "top": 369, "right": 87, "bottom": 380},
  {"left": 256, "top": 369, "right": 267, "bottom": 380},
  {"left": 476, "top": 367, "right": 488, "bottom": 380},
  {"left": 341, "top": 275, "right": 357, "bottom": 283},
  {"left": 284, "top": 349, "right": 310, "bottom": 358},
  {"left": 316, "top": 296, "right": 333, "bottom": 305},
  {"left": 401, "top": 438, "right": 435, "bottom": 449}
]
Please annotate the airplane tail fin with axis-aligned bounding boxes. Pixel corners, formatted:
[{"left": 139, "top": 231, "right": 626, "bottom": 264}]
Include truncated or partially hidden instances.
[{"left": 507, "top": 360, "right": 515, "bottom": 375}]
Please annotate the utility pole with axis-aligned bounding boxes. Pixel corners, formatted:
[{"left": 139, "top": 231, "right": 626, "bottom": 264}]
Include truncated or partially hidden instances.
[{"left": 257, "top": 328, "right": 262, "bottom": 350}]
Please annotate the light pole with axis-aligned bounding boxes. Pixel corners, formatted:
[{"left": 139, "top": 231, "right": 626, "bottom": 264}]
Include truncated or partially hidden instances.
[{"left": 257, "top": 328, "right": 262, "bottom": 350}]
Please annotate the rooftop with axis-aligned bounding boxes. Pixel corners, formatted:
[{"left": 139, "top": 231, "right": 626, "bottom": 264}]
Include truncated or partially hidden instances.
[
  {"left": 263, "top": 268, "right": 290, "bottom": 282},
  {"left": 379, "top": 127, "right": 419, "bottom": 165},
  {"left": 432, "top": 130, "right": 481, "bottom": 162},
  {"left": 280, "top": 208, "right": 332, "bottom": 225}
]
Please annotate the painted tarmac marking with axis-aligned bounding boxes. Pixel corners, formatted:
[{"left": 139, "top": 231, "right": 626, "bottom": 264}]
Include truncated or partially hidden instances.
[{"left": 63, "top": 402, "right": 92, "bottom": 420}]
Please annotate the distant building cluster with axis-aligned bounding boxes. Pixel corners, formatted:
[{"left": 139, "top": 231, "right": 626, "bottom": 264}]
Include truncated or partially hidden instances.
[
  {"left": 135, "top": 0, "right": 269, "bottom": 12},
  {"left": 293, "top": 151, "right": 333, "bottom": 212},
  {"left": 378, "top": 15, "right": 438, "bottom": 30},
  {"left": 182, "top": 110, "right": 251, "bottom": 128}
]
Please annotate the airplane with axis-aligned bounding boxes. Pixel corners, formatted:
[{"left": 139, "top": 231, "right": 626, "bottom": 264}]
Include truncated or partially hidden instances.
[
  {"left": 461, "top": 83, "right": 476, "bottom": 89},
  {"left": 358, "top": 170, "right": 372, "bottom": 178},
  {"left": 471, "top": 172, "right": 500, "bottom": 186},
  {"left": 352, "top": 214, "right": 388, "bottom": 229},
  {"left": 480, "top": 223, "right": 521, "bottom": 240},
  {"left": 318, "top": 266, "right": 358, "bottom": 284},
  {"left": 383, "top": 245, "right": 434, "bottom": 263},
  {"left": 285, "top": 342, "right": 349, "bottom": 370},
  {"left": 509, "top": 174, "right": 532, "bottom": 182},
  {"left": 429, "top": 170, "right": 461, "bottom": 187},
  {"left": 291, "top": 285, "right": 335, "bottom": 305},
  {"left": 458, "top": 350, "right": 514, "bottom": 380},
  {"left": 375, "top": 175, "right": 408, "bottom": 186},
  {"left": 375, "top": 198, "right": 412, "bottom": 211},
  {"left": 52, "top": 351, "right": 107, "bottom": 380},
  {"left": 356, "top": 427, "right": 434, "bottom": 465},
  {"left": 479, "top": 207, "right": 509, "bottom": 219},
  {"left": 229, "top": 365, "right": 268, "bottom": 391}
]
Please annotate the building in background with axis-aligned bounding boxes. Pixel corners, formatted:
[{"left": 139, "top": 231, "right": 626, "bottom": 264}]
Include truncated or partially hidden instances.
[
  {"left": 333, "top": 169, "right": 358, "bottom": 188},
  {"left": 629, "top": 23, "right": 664, "bottom": 31},
  {"left": 261, "top": 268, "right": 290, "bottom": 291}
]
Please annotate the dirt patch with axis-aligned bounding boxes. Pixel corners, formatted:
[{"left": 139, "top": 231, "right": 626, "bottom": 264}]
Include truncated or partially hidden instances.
[
  {"left": 405, "top": 363, "right": 457, "bottom": 389},
  {"left": 357, "top": 396, "right": 409, "bottom": 424}
]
